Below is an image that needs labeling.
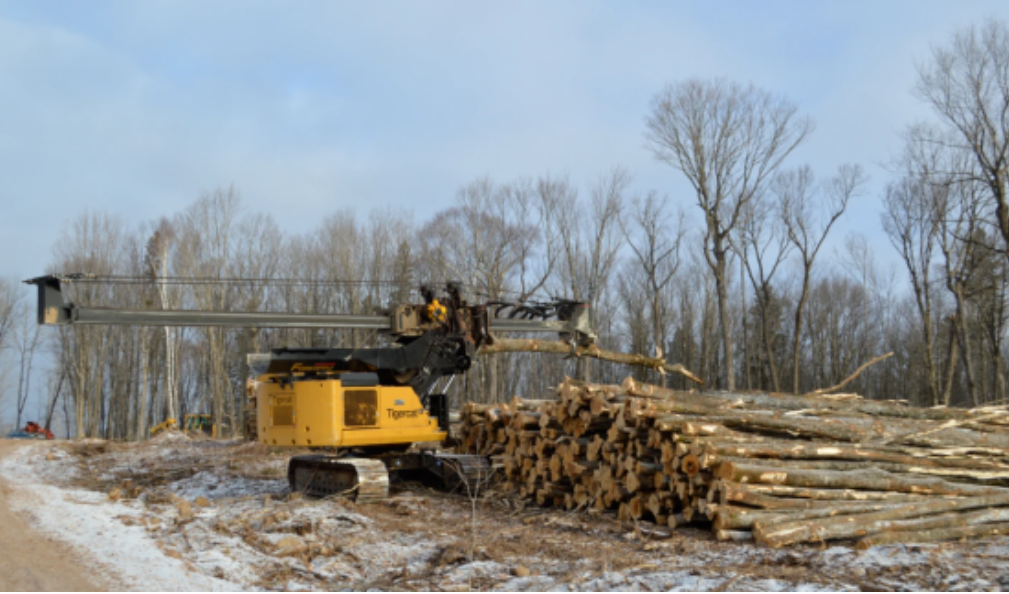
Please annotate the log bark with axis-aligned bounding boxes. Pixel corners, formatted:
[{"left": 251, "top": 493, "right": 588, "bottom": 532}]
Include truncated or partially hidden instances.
[
  {"left": 699, "top": 441, "right": 1009, "bottom": 472},
  {"left": 706, "top": 454, "right": 1009, "bottom": 480},
  {"left": 712, "top": 502, "right": 907, "bottom": 530},
  {"left": 715, "top": 462, "right": 1009, "bottom": 497},
  {"left": 649, "top": 408, "right": 871, "bottom": 442},
  {"left": 754, "top": 493, "right": 1009, "bottom": 547},
  {"left": 855, "top": 521, "right": 1009, "bottom": 549},
  {"left": 728, "top": 483, "right": 938, "bottom": 502},
  {"left": 622, "top": 376, "right": 1009, "bottom": 424}
]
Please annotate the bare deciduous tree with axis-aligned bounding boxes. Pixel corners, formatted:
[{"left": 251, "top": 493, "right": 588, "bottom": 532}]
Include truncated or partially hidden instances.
[
  {"left": 935, "top": 177, "right": 987, "bottom": 407},
  {"left": 779, "top": 164, "right": 865, "bottom": 394},
  {"left": 0, "top": 278, "right": 20, "bottom": 422},
  {"left": 915, "top": 17, "right": 1009, "bottom": 264},
  {"left": 735, "top": 191, "right": 793, "bottom": 392},
  {"left": 174, "top": 186, "right": 243, "bottom": 435},
  {"left": 645, "top": 78, "right": 813, "bottom": 389},
  {"left": 619, "top": 192, "right": 686, "bottom": 386},
  {"left": 143, "top": 218, "right": 178, "bottom": 439},
  {"left": 552, "top": 171, "right": 626, "bottom": 382},
  {"left": 882, "top": 177, "right": 943, "bottom": 406},
  {"left": 51, "top": 210, "right": 128, "bottom": 437},
  {"left": 13, "top": 302, "right": 43, "bottom": 428},
  {"left": 836, "top": 232, "right": 889, "bottom": 398},
  {"left": 0, "top": 278, "right": 18, "bottom": 351}
]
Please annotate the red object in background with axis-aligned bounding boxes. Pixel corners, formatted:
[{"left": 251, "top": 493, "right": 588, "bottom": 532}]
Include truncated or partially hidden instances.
[{"left": 24, "top": 422, "right": 54, "bottom": 440}]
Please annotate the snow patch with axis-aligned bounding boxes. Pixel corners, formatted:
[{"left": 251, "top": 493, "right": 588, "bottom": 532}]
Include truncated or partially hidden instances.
[
  {"left": 4, "top": 438, "right": 1009, "bottom": 592},
  {"left": 0, "top": 443, "right": 238, "bottom": 591}
]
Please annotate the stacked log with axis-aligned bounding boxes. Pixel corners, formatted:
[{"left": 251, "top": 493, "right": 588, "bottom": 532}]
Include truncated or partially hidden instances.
[{"left": 457, "top": 376, "right": 1009, "bottom": 548}]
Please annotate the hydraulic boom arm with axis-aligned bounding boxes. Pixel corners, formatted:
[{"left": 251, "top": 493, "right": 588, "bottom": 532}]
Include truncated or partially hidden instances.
[
  {"left": 25, "top": 274, "right": 595, "bottom": 395},
  {"left": 26, "top": 275, "right": 591, "bottom": 337}
]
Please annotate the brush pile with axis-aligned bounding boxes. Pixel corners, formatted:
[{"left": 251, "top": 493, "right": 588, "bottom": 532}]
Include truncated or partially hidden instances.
[{"left": 457, "top": 376, "right": 1009, "bottom": 548}]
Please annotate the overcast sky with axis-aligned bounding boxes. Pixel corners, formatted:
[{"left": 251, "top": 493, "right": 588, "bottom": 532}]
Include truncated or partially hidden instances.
[{"left": 3, "top": 0, "right": 1009, "bottom": 286}]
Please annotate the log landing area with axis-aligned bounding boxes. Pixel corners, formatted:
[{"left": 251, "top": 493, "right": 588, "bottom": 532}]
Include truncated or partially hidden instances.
[{"left": 458, "top": 376, "right": 1009, "bottom": 549}]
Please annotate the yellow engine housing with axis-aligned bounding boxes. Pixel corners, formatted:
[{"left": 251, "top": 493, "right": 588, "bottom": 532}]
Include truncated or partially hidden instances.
[{"left": 256, "top": 377, "right": 447, "bottom": 448}]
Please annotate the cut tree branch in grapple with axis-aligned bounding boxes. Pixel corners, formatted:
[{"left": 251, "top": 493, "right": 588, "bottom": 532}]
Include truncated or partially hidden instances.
[{"left": 479, "top": 338, "right": 704, "bottom": 385}]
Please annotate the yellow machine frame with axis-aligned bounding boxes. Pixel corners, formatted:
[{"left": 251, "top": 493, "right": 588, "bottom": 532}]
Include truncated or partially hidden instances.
[{"left": 255, "top": 376, "right": 447, "bottom": 448}]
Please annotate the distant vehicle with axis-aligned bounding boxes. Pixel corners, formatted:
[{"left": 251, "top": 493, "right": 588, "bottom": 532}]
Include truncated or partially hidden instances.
[
  {"left": 6, "top": 421, "right": 54, "bottom": 440},
  {"left": 150, "top": 414, "right": 218, "bottom": 437}
]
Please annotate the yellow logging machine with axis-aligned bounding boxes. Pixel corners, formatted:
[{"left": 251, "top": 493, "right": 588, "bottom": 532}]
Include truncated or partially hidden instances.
[{"left": 27, "top": 275, "right": 594, "bottom": 501}]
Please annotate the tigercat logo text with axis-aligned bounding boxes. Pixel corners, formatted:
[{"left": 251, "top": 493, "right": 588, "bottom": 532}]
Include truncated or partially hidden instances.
[{"left": 387, "top": 408, "right": 424, "bottom": 420}]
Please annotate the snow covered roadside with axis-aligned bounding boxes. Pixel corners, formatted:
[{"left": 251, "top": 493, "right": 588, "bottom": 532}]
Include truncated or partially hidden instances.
[
  {"left": 3, "top": 436, "right": 1009, "bottom": 591},
  {"left": 0, "top": 441, "right": 239, "bottom": 591},
  {"left": 0, "top": 436, "right": 450, "bottom": 591}
]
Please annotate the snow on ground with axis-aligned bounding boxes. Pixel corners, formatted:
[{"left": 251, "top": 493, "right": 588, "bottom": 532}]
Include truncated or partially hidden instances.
[
  {"left": 3, "top": 435, "right": 1009, "bottom": 591},
  {"left": 0, "top": 441, "right": 238, "bottom": 591}
]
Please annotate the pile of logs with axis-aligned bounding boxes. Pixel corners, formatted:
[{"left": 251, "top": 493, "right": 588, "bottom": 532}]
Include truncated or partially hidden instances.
[{"left": 457, "top": 376, "right": 1009, "bottom": 548}]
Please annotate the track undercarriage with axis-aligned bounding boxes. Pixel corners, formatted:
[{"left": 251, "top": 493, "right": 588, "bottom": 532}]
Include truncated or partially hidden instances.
[{"left": 288, "top": 452, "right": 492, "bottom": 502}]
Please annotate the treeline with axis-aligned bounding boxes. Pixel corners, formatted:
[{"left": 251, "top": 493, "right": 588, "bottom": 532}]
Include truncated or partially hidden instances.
[{"left": 3, "top": 18, "right": 1009, "bottom": 439}]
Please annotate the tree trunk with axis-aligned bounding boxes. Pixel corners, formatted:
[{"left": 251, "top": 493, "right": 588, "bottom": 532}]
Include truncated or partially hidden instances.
[
  {"left": 952, "top": 300, "right": 979, "bottom": 407},
  {"left": 942, "top": 321, "right": 959, "bottom": 406},
  {"left": 760, "top": 287, "right": 781, "bottom": 392},
  {"left": 138, "top": 330, "right": 149, "bottom": 440},
  {"left": 741, "top": 264, "right": 751, "bottom": 391},
  {"left": 715, "top": 256, "right": 734, "bottom": 391},
  {"left": 791, "top": 269, "right": 810, "bottom": 394},
  {"left": 911, "top": 275, "right": 941, "bottom": 407},
  {"left": 44, "top": 369, "right": 65, "bottom": 431}
]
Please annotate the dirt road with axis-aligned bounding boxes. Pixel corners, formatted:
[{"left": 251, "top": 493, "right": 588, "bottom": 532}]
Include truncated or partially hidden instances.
[{"left": 0, "top": 440, "right": 108, "bottom": 591}]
